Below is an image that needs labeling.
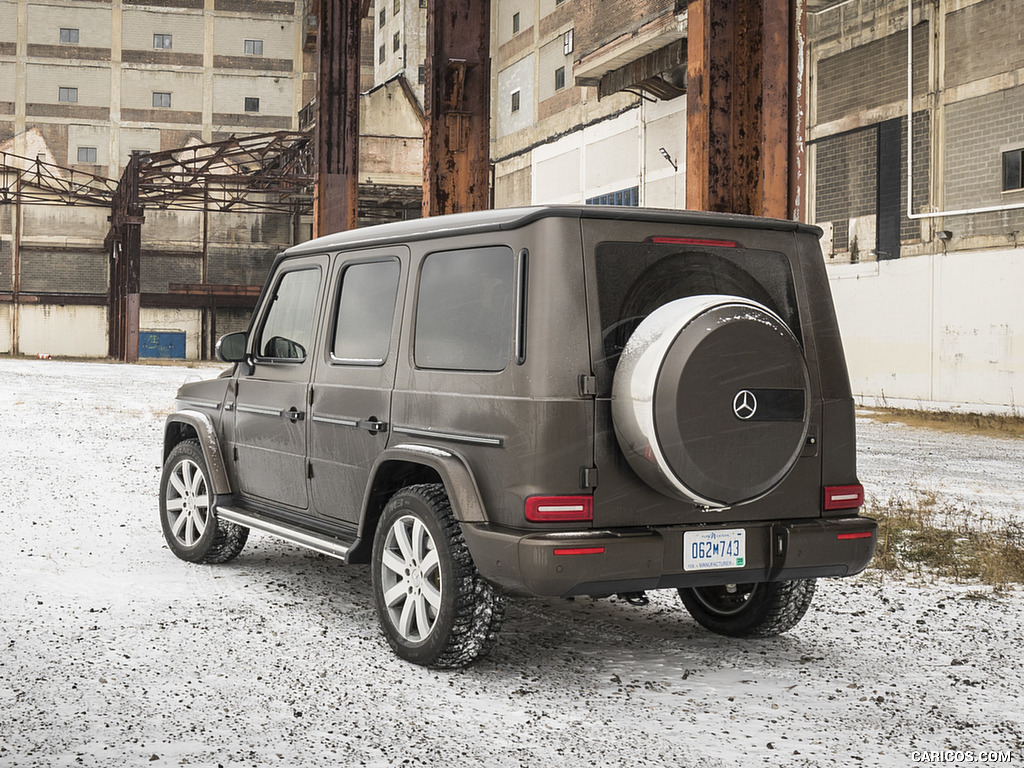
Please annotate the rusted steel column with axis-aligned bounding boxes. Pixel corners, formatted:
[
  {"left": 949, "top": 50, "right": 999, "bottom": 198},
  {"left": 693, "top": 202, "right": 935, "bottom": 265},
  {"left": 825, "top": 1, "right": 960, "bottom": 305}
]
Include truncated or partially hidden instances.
[
  {"left": 422, "top": 0, "right": 491, "bottom": 216},
  {"left": 107, "top": 152, "right": 144, "bottom": 362},
  {"left": 789, "top": 0, "right": 807, "bottom": 222},
  {"left": 313, "top": 0, "right": 360, "bottom": 237},
  {"left": 686, "top": 0, "right": 793, "bottom": 218}
]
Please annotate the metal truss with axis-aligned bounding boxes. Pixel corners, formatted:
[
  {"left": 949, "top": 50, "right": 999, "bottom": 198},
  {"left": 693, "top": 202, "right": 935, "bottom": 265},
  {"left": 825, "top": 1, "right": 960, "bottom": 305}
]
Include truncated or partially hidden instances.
[
  {"left": 0, "top": 151, "right": 119, "bottom": 207},
  {"left": 0, "top": 130, "right": 314, "bottom": 214},
  {"left": 136, "top": 131, "right": 314, "bottom": 214}
]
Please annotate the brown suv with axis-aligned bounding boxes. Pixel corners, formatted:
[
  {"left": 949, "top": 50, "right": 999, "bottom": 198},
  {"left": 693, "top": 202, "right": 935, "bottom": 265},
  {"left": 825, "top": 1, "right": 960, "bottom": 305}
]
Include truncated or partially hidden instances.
[{"left": 160, "top": 206, "right": 876, "bottom": 668}]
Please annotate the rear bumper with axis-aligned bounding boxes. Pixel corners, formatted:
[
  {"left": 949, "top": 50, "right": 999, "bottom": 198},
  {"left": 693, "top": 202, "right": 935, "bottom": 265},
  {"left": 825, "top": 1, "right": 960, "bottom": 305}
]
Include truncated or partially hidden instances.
[{"left": 461, "top": 515, "right": 877, "bottom": 598}]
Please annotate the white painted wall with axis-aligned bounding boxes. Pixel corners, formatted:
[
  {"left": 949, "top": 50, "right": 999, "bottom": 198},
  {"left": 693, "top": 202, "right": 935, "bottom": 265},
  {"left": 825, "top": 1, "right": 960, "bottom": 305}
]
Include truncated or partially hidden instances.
[
  {"left": 16, "top": 305, "right": 108, "bottom": 358},
  {"left": 0, "top": 305, "right": 11, "bottom": 354},
  {"left": 530, "top": 96, "right": 686, "bottom": 208},
  {"left": 828, "top": 248, "right": 1024, "bottom": 409},
  {"left": 1, "top": 306, "right": 202, "bottom": 359}
]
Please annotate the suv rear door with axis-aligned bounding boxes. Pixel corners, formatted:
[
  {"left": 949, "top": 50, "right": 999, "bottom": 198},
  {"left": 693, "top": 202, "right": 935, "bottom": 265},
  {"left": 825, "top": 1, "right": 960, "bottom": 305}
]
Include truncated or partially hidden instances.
[
  {"left": 308, "top": 248, "right": 408, "bottom": 524},
  {"left": 580, "top": 217, "right": 824, "bottom": 527}
]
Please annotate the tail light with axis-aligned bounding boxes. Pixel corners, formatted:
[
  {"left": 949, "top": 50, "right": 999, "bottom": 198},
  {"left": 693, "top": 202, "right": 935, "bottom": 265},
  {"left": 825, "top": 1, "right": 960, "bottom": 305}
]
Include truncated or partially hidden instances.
[
  {"left": 824, "top": 484, "right": 864, "bottom": 511},
  {"left": 525, "top": 496, "right": 593, "bottom": 522}
]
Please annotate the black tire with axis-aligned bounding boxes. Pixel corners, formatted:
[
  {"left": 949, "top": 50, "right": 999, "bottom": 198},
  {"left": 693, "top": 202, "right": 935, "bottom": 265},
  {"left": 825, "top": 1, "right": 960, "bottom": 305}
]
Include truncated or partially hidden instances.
[
  {"left": 371, "top": 483, "right": 505, "bottom": 668},
  {"left": 678, "top": 579, "right": 816, "bottom": 638},
  {"left": 160, "top": 439, "right": 249, "bottom": 564}
]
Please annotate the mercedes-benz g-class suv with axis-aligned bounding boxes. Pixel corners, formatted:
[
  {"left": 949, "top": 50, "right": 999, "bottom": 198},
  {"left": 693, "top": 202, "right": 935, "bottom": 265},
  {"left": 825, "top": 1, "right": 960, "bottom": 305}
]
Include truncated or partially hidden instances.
[{"left": 160, "top": 206, "right": 876, "bottom": 668}]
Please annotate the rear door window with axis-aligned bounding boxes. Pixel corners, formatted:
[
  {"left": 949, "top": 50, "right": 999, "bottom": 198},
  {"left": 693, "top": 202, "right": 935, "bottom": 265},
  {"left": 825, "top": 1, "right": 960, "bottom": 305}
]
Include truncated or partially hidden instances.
[{"left": 331, "top": 259, "right": 401, "bottom": 365}]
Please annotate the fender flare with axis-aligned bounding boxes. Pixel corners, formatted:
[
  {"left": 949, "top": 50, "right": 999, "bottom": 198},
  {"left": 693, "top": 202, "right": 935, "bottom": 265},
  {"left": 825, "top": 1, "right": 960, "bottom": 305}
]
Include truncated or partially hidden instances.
[
  {"left": 362, "top": 443, "right": 488, "bottom": 525},
  {"left": 164, "top": 410, "right": 232, "bottom": 496}
]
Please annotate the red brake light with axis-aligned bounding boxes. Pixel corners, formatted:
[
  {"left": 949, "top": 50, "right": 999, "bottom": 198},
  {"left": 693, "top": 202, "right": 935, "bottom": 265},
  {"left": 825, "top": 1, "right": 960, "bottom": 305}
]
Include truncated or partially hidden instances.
[
  {"left": 648, "top": 236, "right": 742, "bottom": 248},
  {"left": 824, "top": 484, "right": 864, "bottom": 511},
  {"left": 525, "top": 496, "right": 593, "bottom": 522}
]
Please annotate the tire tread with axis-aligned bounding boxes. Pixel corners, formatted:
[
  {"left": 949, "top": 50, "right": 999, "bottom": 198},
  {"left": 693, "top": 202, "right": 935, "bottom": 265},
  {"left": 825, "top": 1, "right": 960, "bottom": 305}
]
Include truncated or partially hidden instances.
[{"left": 374, "top": 483, "right": 505, "bottom": 668}]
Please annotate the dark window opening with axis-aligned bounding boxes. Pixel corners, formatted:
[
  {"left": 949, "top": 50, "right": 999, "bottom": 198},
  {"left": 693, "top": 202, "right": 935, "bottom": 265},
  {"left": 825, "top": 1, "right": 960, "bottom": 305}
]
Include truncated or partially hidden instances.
[
  {"left": 152, "top": 91, "right": 171, "bottom": 108},
  {"left": 60, "top": 28, "right": 79, "bottom": 44},
  {"left": 244, "top": 97, "right": 260, "bottom": 112},
  {"left": 58, "top": 86, "right": 78, "bottom": 103},
  {"left": 512, "top": 12, "right": 520, "bottom": 34},
  {"left": 1003, "top": 149, "right": 1023, "bottom": 192},
  {"left": 244, "top": 39, "right": 263, "bottom": 56},
  {"left": 510, "top": 90, "right": 520, "bottom": 113},
  {"left": 153, "top": 33, "right": 173, "bottom": 49},
  {"left": 586, "top": 186, "right": 638, "bottom": 206},
  {"left": 77, "top": 146, "right": 97, "bottom": 163}
]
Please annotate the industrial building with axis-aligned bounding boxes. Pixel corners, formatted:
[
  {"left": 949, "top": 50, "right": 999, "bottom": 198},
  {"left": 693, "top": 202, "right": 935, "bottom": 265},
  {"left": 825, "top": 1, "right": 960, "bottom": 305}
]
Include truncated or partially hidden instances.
[{"left": 1, "top": 0, "right": 1022, "bottom": 407}]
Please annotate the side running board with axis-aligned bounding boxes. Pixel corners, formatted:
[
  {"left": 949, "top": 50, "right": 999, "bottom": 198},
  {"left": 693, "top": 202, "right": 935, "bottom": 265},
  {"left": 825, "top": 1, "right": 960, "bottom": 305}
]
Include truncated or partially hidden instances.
[{"left": 216, "top": 505, "right": 356, "bottom": 563}]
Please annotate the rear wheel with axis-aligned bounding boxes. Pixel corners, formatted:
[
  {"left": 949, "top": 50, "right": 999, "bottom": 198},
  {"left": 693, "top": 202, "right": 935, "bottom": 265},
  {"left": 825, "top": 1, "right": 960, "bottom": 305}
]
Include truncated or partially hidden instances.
[
  {"left": 160, "top": 440, "right": 248, "bottom": 564},
  {"left": 678, "top": 579, "right": 816, "bottom": 638},
  {"left": 372, "top": 484, "right": 505, "bottom": 668}
]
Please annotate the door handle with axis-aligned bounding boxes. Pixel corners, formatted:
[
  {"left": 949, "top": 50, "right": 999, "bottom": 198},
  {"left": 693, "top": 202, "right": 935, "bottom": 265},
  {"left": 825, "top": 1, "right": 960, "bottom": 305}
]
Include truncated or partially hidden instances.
[
  {"left": 358, "top": 417, "right": 388, "bottom": 435},
  {"left": 286, "top": 407, "right": 306, "bottom": 423}
]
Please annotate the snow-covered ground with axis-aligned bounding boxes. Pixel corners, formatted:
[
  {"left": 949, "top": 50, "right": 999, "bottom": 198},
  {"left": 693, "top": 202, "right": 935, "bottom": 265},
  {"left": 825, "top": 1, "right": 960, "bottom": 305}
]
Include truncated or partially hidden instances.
[{"left": 1, "top": 358, "right": 1021, "bottom": 768}]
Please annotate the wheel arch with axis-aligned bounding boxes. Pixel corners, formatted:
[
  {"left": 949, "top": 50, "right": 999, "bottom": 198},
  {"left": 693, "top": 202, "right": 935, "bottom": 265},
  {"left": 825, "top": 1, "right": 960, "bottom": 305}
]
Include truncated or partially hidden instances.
[
  {"left": 349, "top": 445, "right": 487, "bottom": 565},
  {"left": 163, "top": 410, "right": 232, "bottom": 496}
]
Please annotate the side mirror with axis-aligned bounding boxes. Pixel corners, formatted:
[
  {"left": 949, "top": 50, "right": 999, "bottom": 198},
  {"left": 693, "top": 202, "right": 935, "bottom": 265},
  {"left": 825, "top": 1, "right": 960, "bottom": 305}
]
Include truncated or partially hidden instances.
[{"left": 216, "top": 331, "right": 248, "bottom": 363}]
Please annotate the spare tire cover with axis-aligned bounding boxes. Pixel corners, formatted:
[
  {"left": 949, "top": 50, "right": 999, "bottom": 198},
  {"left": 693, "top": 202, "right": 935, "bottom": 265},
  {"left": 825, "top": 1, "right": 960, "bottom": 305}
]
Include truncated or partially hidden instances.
[{"left": 611, "top": 295, "right": 810, "bottom": 508}]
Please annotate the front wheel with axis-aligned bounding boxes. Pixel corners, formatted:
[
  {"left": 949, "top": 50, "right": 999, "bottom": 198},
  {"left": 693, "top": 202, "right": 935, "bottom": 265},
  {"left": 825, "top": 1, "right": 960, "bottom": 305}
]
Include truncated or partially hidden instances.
[
  {"left": 160, "top": 439, "right": 248, "bottom": 564},
  {"left": 371, "top": 484, "right": 505, "bottom": 668},
  {"left": 678, "top": 579, "right": 816, "bottom": 638}
]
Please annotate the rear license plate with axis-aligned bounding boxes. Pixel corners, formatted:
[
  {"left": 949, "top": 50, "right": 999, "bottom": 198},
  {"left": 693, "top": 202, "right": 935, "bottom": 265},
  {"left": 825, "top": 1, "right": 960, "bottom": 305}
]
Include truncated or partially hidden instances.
[{"left": 683, "top": 529, "right": 746, "bottom": 572}]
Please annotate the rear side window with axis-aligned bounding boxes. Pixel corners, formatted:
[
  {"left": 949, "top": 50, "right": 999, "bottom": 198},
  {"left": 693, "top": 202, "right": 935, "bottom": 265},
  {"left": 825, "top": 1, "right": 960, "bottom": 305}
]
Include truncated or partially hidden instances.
[
  {"left": 256, "top": 267, "right": 321, "bottom": 361},
  {"left": 595, "top": 241, "right": 801, "bottom": 371},
  {"left": 331, "top": 259, "right": 401, "bottom": 365},
  {"left": 415, "top": 247, "right": 514, "bottom": 371}
]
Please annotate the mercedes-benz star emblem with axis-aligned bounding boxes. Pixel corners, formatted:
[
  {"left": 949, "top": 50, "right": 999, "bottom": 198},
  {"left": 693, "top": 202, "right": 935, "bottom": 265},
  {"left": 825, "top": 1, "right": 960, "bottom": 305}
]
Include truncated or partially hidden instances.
[{"left": 733, "top": 389, "right": 758, "bottom": 420}]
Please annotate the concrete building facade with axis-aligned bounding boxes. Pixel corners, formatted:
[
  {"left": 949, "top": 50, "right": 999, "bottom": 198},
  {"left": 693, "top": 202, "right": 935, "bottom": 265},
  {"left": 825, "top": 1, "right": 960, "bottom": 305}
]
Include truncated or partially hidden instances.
[
  {"left": 809, "top": 0, "right": 1024, "bottom": 408},
  {"left": 491, "top": 0, "right": 687, "bottom": 210},
  {"left": 372, "top": 0, "right": 427, "bottom": 107}
]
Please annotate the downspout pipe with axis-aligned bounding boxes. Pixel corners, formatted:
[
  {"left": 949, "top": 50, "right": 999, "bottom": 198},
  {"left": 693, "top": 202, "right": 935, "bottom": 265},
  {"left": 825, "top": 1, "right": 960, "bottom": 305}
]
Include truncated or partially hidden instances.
[{"left": 906, "top": 0, "right": 1024, "bottom": 220}]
